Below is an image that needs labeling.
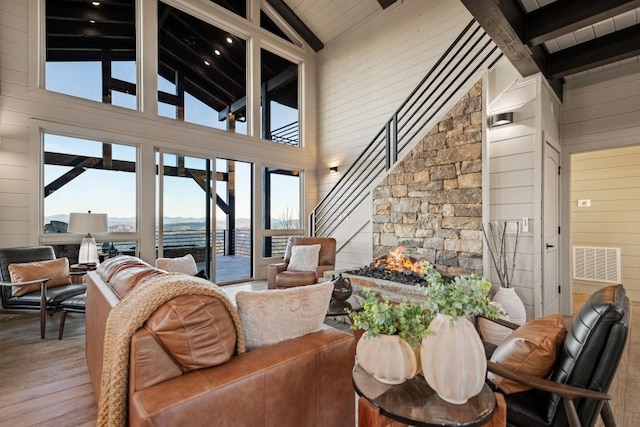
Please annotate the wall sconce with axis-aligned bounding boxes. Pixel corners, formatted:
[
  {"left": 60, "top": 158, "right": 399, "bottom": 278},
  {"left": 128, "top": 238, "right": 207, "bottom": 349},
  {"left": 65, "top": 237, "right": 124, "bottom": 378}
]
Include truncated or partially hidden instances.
[
  {"left": 329, "top": 166, "right": 339, "bottom": 173},
  {"left": 490, "top": 112, "right": 513, "bottom": 127}
]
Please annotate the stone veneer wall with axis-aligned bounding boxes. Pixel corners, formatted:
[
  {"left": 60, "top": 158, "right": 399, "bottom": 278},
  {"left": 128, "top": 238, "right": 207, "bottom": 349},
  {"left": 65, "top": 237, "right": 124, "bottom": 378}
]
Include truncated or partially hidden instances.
[{"left": 372, "top": 81, "right": 483, "bottom": 276}]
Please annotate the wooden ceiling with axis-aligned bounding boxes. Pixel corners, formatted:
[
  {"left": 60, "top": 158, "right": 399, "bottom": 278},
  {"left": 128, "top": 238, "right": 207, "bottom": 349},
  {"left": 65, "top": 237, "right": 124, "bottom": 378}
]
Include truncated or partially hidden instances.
[{"left": 461, "top": 0, "right": 640, "bottom": 99}]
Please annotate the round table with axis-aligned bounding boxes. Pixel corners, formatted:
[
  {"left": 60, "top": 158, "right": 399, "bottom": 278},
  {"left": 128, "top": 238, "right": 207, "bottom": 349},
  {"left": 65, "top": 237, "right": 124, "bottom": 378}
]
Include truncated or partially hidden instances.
[{"left": 352, "top": 363, "right": 496, "bottom": 427}]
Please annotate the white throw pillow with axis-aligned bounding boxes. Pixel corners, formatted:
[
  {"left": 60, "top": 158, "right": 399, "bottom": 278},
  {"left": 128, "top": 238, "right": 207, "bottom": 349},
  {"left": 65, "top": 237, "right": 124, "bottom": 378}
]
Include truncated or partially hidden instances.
[
  {"left": 287, "top": 244, "right": 321, "bottom": 272},
  {"left": 236, "top": 281, "right": 333, "bottom": 350},
  {"left": 155, "top": 254, "right": 198, "bottom": 276}
]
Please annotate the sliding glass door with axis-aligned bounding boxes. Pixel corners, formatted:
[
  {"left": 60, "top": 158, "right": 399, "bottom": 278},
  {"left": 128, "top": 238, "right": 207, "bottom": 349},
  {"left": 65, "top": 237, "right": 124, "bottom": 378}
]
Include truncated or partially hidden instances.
[{"left": 157, "top": 152, "right": 252, "bottom": 284}]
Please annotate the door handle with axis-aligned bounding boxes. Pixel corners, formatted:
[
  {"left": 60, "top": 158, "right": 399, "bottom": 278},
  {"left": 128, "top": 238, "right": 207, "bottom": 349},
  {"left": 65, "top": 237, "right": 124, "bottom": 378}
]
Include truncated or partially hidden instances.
[{"left": 546, "top": 243, "right": 554, "bottom": 249}]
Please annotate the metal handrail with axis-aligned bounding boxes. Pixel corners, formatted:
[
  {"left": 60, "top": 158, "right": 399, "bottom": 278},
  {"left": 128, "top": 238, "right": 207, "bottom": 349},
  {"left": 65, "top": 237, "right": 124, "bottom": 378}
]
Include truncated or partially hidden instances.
[{"left": 310, "top": 19, "right": 502, "bottom": 238}]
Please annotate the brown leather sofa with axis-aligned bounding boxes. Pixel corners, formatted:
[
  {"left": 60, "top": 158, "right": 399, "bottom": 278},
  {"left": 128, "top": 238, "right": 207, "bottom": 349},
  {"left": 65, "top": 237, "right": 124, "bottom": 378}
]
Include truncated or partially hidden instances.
[
  {"left": 267, "top": 236, "right": 336, "bottom": 289},
  {"left": 85, "top": 256, "right": 355, "bottom": 427}
]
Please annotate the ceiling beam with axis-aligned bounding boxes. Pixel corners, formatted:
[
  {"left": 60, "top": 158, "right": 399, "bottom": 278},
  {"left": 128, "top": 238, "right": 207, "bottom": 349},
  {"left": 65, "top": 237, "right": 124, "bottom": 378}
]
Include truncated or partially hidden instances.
[
  {"left": 377, "top": 0, "right": 397, "bottom": 9},
  {"left": 548, "top": 23, "right": 640, "bottom": 78},
  {"left": 266, "top": 0, "right": 324, "bottom": 52},
  {"left": 460, "top": 0, "right": 539, "bottom": 77},
  {"left": 526, "top": 0, "right": 640, "bottom": 46}
]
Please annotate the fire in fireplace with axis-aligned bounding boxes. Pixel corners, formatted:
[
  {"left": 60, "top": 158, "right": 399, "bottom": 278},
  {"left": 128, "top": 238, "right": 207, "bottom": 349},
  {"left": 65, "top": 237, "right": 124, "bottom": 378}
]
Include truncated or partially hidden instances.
[{"left": 348, "top": 247, "right": 447, "bottom": 287}]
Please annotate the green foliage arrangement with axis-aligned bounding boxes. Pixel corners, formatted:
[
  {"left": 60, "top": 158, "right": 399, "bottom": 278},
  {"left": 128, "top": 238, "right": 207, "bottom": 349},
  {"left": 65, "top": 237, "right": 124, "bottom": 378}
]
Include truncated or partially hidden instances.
[
  {"left": 347, "top": 290, "right": 434, "bottom": 348},
  {"left": 425, "top": 274, "right": 503, "bottom": 320}
]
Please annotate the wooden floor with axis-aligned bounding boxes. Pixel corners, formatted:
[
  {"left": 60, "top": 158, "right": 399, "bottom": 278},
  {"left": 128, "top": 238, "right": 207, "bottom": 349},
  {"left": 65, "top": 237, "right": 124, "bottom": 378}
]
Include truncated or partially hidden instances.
[{"left": 0, "top": 290, "right": 637, "bottom": 426}]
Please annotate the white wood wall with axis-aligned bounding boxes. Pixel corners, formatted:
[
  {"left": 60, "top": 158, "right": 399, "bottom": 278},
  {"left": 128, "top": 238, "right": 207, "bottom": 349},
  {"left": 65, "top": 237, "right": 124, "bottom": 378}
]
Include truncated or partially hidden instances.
[
  {"left": 0, "top": 0, "right": 317, "bottom": 279},
  {"left": 562, "top": 61, "right": 640, "bottom": 301},
  {"left": 315, "top": 0, "right": 472, "bottom": 267}
]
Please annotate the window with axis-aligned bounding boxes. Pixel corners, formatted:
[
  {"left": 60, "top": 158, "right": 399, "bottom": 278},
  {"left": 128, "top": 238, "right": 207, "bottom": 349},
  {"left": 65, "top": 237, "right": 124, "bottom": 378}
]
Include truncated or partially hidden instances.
[
  {"left": 261, "top": 49, "right": 299, "bottom": 146},
  {"left": 157, "top": 2, "right": 247, "bottom": 134},
  {"left": 263, "top": 167, "right": 301, "bottom": 257},
  {"left": 45, "top": 0, "right": 137, "bottom": 109},
  {"left": 43, "top": 134, "right": 137, "bottom": 234}
]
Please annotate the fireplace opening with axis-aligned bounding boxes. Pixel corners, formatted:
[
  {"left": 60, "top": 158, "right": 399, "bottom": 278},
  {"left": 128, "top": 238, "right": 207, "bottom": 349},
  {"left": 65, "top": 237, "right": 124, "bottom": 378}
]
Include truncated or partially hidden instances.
[{"left": 347, "top": 247, "right": 452, "bottom": 287}]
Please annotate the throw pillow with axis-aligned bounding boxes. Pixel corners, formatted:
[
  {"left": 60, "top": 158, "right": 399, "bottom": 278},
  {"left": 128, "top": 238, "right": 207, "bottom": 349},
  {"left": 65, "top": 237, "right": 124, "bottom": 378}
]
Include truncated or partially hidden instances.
[
  {"left": 287, "top": 244, "right": 321, "bottom": 272},
  {"left": 9, "top": 258, "right": 72, "bottom": 297},
  {"left": 155, "top": 254, "right": 198, "bottom": 276},
  {"left": 236, "top": 281, "right": 333, "bottom": 350},
  {"left": 488, "top": 314, "right": 567, "bottom": 394}
]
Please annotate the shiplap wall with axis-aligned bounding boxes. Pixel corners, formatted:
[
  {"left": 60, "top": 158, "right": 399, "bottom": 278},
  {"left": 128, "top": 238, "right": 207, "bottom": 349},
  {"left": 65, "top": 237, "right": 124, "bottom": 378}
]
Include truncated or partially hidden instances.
[
  {"left": 563, "top": 63, "right": 640, "bottom": 301},
  {"left": 486, "top": 71, "right": 538, "bottom": 320},
  {"left": 570, "top": 146, "right": 640, "bottom": 300},
  {"left": 0, "top": 0, "right": 317, "bottom": 278},
  {"left": 315, "top": 0, "right": 472, "bottom": 267}
]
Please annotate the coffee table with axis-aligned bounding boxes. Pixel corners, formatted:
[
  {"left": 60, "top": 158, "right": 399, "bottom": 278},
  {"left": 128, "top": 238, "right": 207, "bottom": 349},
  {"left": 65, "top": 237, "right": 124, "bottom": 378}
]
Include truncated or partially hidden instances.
[{"left": 353, "top": 363, "right": 497, "bottom": 427}]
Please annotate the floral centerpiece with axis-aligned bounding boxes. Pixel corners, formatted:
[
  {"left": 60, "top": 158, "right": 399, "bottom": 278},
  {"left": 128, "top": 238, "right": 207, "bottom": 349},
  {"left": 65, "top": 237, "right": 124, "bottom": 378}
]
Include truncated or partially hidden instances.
[{"left": 347, "top": 290, "right": 433, "bottom": 385}]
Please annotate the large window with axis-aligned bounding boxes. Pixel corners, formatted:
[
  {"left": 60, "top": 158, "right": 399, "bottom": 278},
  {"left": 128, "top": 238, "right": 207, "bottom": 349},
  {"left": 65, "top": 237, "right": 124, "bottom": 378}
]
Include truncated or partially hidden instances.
[
  {"left": 157, "top": 2, "right": 247, "bottom": 135},
  {"left": 45, "top": 0, "right": 137, "bottom": 109},
  {"left": 43, "top": 134, "right": 137, "bottom": 234},
  {"left": 261, "top": 49, "right": 299, "bottom": 146},
  {"left": 263, "top": 167, "right": 301, "bottom": 257}
]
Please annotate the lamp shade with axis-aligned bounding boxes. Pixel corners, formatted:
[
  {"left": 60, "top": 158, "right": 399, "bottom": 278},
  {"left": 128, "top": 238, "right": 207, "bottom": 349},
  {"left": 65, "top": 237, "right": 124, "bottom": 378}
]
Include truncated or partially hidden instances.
[{"left": 68, "top": 212, "right": 108, "bottom": 234}]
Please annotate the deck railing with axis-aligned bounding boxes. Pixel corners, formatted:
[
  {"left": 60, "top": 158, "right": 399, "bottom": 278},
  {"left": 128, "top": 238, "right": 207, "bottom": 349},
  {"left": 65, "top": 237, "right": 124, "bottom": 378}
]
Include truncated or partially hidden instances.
[{"left": 310, "top": 20, "right": 502, "bottom": 238}]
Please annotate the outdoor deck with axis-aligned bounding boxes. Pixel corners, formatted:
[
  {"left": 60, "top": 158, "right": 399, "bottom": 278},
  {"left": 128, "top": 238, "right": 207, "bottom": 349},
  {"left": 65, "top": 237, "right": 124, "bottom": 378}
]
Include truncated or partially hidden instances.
[{"left": 200, "top": 254, "right": 252, "bottom": 284}]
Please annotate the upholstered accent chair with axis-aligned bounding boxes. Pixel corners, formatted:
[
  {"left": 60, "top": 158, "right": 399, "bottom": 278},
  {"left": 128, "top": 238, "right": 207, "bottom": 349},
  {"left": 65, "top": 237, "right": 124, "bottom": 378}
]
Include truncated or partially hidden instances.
[
  {"left": 267, "top": 237, "right": 336, "bottom": 289},
  {"left": 482, "top": 284, "right": 629, "bottom": 427},
  {"left": 0, "top": 246, "right": 86, "bottom": 339}
]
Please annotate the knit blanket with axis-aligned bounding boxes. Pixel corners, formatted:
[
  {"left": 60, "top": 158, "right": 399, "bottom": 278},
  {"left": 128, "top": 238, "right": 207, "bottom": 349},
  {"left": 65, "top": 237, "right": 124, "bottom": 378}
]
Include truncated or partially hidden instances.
[{"left": 96, "top": 273, "right": 246, "bottom": 427}]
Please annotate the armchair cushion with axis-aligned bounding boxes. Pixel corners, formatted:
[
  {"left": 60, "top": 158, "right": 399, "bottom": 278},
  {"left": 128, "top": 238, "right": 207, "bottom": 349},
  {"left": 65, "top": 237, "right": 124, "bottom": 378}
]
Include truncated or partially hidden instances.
[
  {"left": 236, "top": 281, "right": 333, "bottom": 350},
  {"left": 155, "top": 254, "right": 198, "bottom": 276},
  {"left": 287, "top": 244, "right": 321, "bottom": 272},
  {"left": 9, "top": 258, "right": 72, "bottom": 297},
  {"left": 488, "top": 314, "right": 567, "bottom": 394}
]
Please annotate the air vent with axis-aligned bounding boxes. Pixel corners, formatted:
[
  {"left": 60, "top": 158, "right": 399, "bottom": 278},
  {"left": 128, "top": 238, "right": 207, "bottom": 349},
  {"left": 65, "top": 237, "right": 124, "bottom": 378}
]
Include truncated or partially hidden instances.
[{"left": 572, "top": 246, "right": 621, "bottom": 284}]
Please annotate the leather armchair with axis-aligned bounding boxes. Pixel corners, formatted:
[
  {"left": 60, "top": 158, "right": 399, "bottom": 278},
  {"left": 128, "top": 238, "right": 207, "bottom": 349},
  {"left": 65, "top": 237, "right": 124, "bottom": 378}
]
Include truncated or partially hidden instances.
[
  {"left": 267, "top": 237, "right": 336, "bottom": 289},
  {"left": 0, "top": 246, "right": 86, "bottom": 338},
  {"left": 482, "top": 284, "right": 629, "bottom": 427}
]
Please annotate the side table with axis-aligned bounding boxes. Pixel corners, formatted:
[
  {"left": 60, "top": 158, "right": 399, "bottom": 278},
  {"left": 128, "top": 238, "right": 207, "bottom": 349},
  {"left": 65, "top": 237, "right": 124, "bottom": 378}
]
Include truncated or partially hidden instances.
[{"left": 353, "top": 363, "right": 505, "bottom": 427}]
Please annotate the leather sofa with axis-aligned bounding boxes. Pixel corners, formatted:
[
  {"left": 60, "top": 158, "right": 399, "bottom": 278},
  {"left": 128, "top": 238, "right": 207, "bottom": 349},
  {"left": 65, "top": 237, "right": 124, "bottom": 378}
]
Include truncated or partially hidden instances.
[{"left": 85, "top": 256, "right": 356, "bottom": 427}]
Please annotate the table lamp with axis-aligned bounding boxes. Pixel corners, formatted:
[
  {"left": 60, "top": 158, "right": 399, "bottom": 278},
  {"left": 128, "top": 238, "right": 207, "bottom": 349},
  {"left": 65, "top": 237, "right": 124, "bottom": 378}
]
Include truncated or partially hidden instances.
[{"left": 68, "top": 211, "right": 108, "bottom": 265}]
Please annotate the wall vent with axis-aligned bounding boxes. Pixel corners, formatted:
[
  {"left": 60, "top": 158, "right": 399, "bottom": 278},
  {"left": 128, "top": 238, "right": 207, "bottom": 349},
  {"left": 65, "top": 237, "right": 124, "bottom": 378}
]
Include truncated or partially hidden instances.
[{"left": 572, "top": 246, "right": 621, "bottom": 284}]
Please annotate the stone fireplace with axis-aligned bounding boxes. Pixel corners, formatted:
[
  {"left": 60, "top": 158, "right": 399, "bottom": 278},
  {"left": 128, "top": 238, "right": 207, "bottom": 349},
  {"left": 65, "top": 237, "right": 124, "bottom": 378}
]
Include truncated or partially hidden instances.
[{"left": 372, "top": 80, "right": 483, "bottom": 277}]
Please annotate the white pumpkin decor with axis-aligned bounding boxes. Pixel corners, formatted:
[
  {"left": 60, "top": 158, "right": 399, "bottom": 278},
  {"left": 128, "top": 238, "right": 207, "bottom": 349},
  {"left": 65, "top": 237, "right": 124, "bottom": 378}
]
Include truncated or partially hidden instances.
[
  {"left": 421, "top": 314, "right": 487, "bottom": 404},
  {"left": 478, "top": 301, "right": 512, "bottom": 345},
  {"left": 356, "top": 334, "right": 419, "bottom": 385}
]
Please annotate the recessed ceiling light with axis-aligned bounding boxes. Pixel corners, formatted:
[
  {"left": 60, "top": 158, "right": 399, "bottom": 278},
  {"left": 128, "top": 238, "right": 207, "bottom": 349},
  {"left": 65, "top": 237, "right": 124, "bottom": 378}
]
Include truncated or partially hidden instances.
[
  {"left": 225, "top": 37, "right": 233, "bottom": 44},
  {"left": 204, "top": 60, "right": 211, "bottom": 66},
  {"left": 214, "top": 49, "right": 221, "bottom": 56},
  {"left": 92, "top": 1, "right": 100, "bottom": 6},
  {"left": 89, "top": 19, "right": 96, "bottom": 24}
]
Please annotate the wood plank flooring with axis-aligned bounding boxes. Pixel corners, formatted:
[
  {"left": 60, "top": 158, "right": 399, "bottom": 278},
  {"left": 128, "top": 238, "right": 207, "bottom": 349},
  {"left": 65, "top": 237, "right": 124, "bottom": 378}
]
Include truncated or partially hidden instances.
[{"left": 0, "top": 290, "right": 636, "bottom": 426}]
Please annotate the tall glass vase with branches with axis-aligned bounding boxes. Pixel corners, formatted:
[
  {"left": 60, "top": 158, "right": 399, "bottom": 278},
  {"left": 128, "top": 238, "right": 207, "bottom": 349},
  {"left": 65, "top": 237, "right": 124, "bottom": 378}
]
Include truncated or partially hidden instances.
[{"left": 482, "top": 221, "right": 519, "bottom": 288}]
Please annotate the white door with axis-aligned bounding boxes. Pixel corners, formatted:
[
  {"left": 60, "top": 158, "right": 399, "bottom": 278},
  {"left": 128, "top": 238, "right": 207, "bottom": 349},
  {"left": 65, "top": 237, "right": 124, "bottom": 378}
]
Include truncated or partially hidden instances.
[{"left": 543, "top": 142, "right": 560, "bottom": 315}]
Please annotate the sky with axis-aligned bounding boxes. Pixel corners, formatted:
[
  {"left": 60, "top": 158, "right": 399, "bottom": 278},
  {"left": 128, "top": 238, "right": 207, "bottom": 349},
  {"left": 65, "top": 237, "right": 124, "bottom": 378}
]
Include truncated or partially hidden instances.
[{"left": 44, "top": 61, "right": 300, "bottom": 225}]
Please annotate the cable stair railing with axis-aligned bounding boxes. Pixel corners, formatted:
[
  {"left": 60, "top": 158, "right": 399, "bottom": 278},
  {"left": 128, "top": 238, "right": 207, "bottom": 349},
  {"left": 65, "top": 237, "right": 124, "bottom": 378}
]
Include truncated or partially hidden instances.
[{"left": 310, "top": 19, "right": 502, "bottom": 239}]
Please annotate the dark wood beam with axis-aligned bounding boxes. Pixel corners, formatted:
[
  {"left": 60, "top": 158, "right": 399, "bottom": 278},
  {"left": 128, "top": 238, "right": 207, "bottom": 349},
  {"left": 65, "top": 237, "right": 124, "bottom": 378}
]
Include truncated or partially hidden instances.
[
  {"left": 548, "top": 23, "right": 640, "bottom": 79},
  {"left": 266, "top": 0, "right": 324, "bottom": 52},
  {"left": 377, "top": 0, "right": 397, "bottom": 9},
  {"left": 526, "top": 0, "right": 640, "bottom": 46},
  {"left": 460, "top": 0, "right": 539, "bottom": 77}
]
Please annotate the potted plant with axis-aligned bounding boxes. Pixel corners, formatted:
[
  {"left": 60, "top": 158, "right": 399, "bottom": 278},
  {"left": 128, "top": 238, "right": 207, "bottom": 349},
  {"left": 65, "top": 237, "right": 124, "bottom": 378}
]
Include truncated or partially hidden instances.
[
  {"left": 347, "top": 290, "right": 433, "bottom": 385},
  {"left": 481, "top": 220, "right": 527, "bottom": 327},
  {"left": 421, "top": 273, "right": 502, "bottom": 404}
]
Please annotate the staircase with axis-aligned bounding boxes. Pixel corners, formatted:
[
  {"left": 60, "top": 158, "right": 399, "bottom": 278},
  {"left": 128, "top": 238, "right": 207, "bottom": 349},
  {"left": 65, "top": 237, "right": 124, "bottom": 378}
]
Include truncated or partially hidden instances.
[{"left": 310, "top": 20, "right": 502, "bottom": 253}]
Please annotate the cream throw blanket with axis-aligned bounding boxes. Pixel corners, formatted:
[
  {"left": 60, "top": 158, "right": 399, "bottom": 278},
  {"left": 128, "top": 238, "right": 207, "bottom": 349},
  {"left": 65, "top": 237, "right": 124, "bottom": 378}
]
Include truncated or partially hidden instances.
[{"left": 97, "top": 273, "right": 246, "bottom": 427}]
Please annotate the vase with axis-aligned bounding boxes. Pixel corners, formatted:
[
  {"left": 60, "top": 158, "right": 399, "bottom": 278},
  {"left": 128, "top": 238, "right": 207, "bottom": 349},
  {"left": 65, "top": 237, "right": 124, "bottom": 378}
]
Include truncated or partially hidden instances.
[
  {"left": 478, "top": 301, "right": 512, "bottom": 345},
  {"left": 492, "top": 287, "right": 526, "bottom": 325},
  {"left": 356, "top": 334, "right": 419, "bottom": 385},
  {"left": 421, "top": 314, "right": 486, "bottom": 404},
  {"left": 331, "top": 274, "right": 352, "bottom": 301}
]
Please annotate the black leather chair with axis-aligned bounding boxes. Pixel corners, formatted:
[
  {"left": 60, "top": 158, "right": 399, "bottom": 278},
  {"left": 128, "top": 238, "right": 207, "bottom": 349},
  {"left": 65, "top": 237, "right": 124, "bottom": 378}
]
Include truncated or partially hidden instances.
[
  {"left": 0, "top": 246, "right": 86, "bottom": 339},
  {"left": 483, "top": 284, "right": 629, "bottom": 427}
]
